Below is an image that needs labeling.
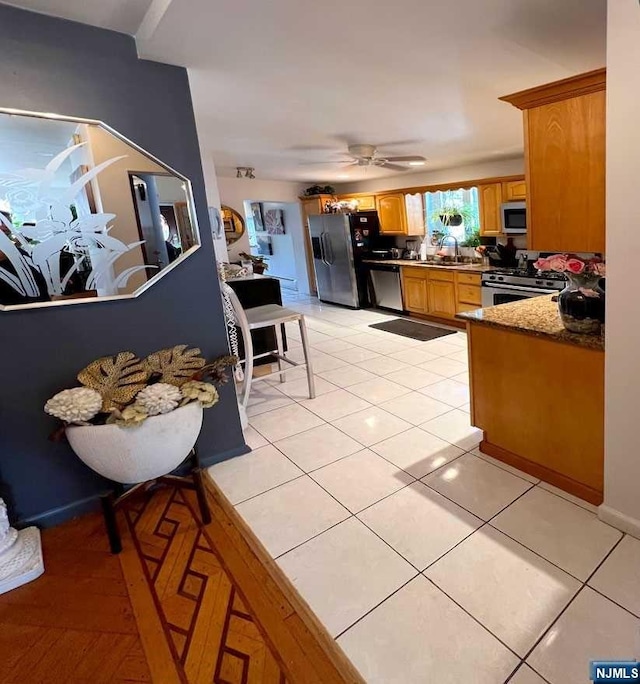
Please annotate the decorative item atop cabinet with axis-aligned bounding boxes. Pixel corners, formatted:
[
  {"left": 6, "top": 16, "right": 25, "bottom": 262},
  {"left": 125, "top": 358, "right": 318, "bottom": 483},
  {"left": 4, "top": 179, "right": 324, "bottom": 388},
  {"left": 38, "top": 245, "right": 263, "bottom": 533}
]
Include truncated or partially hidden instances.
[
  {"left": 500, "top": 68, "right": 606, "bottom": 253},
  {"left": 335, "top": 194, "right": 376, "bottom": 211}
]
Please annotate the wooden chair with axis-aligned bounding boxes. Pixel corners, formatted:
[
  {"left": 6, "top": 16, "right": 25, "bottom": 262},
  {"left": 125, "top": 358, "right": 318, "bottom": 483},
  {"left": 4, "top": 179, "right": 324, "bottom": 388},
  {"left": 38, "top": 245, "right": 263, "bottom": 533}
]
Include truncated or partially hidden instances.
[{"left": 222, "top": 283, "right": 315, "bottom": 408}]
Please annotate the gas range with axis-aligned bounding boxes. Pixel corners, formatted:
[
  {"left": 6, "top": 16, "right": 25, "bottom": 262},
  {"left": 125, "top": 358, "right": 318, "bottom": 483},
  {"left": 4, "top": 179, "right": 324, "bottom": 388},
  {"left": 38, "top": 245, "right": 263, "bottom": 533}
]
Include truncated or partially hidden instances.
[
  {"left": 482, "top": 268, "right": 567, "bottom": 290},
  {"left": 481, "top": 268, "right": 566, "bottom": 308}
]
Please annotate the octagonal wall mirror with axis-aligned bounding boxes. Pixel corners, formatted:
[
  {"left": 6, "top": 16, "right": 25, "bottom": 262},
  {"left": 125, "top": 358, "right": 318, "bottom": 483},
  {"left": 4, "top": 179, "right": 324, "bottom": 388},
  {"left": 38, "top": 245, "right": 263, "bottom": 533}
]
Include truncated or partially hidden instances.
[
  {"left": 0, "top": 108, "right": 201, "bottom": 310},
  {"left": 222, "top": 205, "right": 245, "bottom": 245}
]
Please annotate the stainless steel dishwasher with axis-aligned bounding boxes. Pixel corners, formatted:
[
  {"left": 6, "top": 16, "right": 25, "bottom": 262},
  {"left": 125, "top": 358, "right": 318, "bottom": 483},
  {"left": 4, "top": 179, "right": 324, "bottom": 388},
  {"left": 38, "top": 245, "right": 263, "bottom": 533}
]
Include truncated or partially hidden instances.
[{"left": 367, "top": 263, "right": 404, "bottom": 312}]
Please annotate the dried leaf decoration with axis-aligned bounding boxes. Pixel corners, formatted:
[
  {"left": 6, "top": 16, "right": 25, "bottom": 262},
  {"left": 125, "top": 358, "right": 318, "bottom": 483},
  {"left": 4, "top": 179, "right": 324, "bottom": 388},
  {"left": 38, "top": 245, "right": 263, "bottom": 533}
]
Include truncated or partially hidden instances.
[
  {"left": 144, "top": 345, "right": 206, "bottom": 387},
  {"left": 77, "top": 352, "right": 151, "bottom": 411}
]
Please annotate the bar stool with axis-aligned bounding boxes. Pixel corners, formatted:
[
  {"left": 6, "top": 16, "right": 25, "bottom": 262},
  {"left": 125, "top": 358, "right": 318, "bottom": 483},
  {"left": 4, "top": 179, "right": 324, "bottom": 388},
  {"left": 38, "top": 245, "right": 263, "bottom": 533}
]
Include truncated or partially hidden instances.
[{"left": 222, "top": 283, "right": 316, "bottom": 409}]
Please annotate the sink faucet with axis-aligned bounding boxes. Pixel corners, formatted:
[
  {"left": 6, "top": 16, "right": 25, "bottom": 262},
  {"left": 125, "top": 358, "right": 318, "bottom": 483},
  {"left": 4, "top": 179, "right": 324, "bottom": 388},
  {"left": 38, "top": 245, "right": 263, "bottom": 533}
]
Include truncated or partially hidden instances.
[{"left": 438, "top": 235, "right": 460, "bottom": 263}]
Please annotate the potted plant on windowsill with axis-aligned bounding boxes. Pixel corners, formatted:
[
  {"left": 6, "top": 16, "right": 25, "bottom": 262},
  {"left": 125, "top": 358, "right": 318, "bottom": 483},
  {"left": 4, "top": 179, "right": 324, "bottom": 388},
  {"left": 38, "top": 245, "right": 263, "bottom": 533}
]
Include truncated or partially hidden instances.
[
  {"left": 239, "top": 252, "right": 268, "bottom": 275},
  {"left": 460, "top": 229, "right": 482, "bottom": 259},
  {"left": 45, "top": 346, "right": 236, "bottom": 484}
]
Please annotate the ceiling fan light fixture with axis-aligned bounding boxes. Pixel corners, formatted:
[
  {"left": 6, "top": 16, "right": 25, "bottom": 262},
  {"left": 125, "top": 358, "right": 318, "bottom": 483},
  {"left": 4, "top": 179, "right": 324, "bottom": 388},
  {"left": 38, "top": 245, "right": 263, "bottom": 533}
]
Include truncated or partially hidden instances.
[{"left": 409, "top": 161, "right": 426, "bottom": 166}]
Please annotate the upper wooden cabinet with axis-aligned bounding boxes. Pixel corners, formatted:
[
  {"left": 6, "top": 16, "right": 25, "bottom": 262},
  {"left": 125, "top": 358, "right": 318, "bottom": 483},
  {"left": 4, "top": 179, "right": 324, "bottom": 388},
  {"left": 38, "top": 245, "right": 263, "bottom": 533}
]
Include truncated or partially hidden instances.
[
  {"left": 300, "top": 194, "right": 334, "bottom": 217},
  {"left": 336, "top": 194, "right": 376, "bottom": 211},
  {"left": 478, "top": 183, "right": 503, "bottom": 236},
  {"left": 376, "top": 192, "right": 425, "bottom": 235},
  {"left": 502, "top": 180, "right": 527, "bottom": 202},
  {"left": 376, "top": 193, "right": 407, "bottom": 234},
  {"left": 405, "top": 192, "right": 426, "bottom": 236},
  {"left": 500, "top": 69, "right": 606, "bottom": 253}
]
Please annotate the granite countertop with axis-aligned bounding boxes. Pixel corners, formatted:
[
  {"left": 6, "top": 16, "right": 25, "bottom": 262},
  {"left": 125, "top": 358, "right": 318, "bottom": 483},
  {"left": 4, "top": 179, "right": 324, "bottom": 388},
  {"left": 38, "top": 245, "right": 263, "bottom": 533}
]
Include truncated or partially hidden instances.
[
  {"left": 226, "top": 273, "right": 273, "bottom": 281},
  {"left": 457, "top": 295, "right": 604, "bottom": 351},
  {"left": 362, "top": 259, "right": 493, "bottom": 273}
]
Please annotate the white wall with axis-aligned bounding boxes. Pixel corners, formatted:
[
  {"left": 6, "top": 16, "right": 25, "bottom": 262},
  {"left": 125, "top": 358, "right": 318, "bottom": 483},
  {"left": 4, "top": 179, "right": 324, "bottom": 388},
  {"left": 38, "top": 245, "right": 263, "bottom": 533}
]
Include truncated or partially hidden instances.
[
  {"left": 199, "top": 149, "right": 228, "bottom": 263},
  {"left": 335, "top": 157, "right": 525, "bottom": 194},
  {"left": 600, "top": 0, "right": 640, "bottom": 537},
  {"left": 217, "top": 176, "right": 306, "bottom": 261}
]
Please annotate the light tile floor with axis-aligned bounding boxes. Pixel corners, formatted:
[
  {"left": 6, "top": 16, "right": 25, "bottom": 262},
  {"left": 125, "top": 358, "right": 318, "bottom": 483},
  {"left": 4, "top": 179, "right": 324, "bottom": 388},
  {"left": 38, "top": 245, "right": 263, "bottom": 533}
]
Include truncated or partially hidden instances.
[{"left": 208, "top": 293, "right": 637, "bottom": 684}]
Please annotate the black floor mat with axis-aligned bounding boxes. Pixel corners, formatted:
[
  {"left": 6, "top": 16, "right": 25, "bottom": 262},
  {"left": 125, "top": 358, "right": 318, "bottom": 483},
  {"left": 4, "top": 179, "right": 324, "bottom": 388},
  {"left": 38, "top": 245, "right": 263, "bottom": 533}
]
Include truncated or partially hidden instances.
[{"left": 369, "top": 318, "right": 457, "bottom": 341}]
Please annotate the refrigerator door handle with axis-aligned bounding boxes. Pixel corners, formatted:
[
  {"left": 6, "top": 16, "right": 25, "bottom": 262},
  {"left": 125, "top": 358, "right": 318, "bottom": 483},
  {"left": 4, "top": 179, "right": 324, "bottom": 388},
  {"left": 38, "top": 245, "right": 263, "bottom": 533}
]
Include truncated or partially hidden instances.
[
  {"left": 318, "top": 232, "right": 327, "bottom": 265},
  {"left": 322, "top": 233, "right": 334, "bottom": 265}
]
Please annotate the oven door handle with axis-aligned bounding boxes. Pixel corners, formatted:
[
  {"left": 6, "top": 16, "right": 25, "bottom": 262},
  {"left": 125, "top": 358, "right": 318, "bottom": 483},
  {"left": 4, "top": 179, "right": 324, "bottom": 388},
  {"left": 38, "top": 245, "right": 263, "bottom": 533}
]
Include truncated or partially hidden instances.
[{"left": 482, "top": 282, "right": 559, "bottom": 295}]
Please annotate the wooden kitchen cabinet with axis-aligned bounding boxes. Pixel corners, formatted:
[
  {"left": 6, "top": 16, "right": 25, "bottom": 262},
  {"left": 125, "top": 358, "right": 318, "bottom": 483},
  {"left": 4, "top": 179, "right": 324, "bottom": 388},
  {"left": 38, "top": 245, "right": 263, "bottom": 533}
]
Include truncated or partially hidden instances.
[
  {"left": 501, "top": 179, "right": 527, "bottom": 202},
  {"left": 404, "top": 192, "right": 426, "bottom": 236},
  {"left": 376, "top": 192, "right": 425, "bottom": 235},
  {"left": 401, "top": 266, "right": 483, "bottom": 321},
  {"left": 336, "top": 194, "right": 376, "bottom": 211},
  {"left": 455, "top": 271, "right": 482, "bottom": 313},
  {"left": 478, "top": 183, "right": 503, "bottom": 236},
  {"left": 428, "top": 279, "right": 456, "bottom": 318},
  {"left": 402, "top": 277, "right": 428, "bottom": 313},
  {"left": 500, "top": 69, "right": 606, "bottom": 253},
  {"left": 376, "top": 193, "right": 407, "bottom": 234},
  {"left": 467, "top": 321, "right": 604, "bottom": 504}
]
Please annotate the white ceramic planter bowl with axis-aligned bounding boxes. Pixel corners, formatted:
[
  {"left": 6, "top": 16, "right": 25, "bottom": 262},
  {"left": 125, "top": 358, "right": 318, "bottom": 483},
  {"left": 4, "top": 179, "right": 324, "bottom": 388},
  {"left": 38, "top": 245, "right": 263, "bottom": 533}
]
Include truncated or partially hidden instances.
[{"left": 66, "top": 402, "right": 204, "bottom": 484}]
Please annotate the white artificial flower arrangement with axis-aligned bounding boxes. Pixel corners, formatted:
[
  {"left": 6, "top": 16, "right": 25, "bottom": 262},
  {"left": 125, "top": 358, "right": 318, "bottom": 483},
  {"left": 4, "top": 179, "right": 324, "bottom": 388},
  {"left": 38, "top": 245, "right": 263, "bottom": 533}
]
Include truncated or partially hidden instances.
[{"left": 45, "top": 345, "right": 233, "bottom": 429}]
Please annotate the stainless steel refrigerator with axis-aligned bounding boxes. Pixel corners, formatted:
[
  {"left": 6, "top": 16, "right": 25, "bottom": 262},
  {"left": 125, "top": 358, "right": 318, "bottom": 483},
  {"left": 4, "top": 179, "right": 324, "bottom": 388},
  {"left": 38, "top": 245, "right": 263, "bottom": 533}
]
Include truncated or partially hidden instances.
[{"left": 309, "top": 212, "right": 383, "bottom": 308}]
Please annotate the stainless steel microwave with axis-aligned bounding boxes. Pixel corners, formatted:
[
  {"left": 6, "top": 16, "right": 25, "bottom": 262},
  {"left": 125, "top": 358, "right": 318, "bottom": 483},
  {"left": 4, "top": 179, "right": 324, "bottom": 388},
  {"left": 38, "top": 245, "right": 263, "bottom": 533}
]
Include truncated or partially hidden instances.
[{"left": 501, "top": 201, "right": 527, "bottom": 234}]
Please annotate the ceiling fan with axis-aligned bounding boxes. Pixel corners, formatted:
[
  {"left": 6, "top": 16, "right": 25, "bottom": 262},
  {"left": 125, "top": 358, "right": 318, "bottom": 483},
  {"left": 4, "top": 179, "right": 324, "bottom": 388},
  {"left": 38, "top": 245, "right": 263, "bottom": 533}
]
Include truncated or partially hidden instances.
[{"left": 304, "top": 143, "right": 427, "bottom": 172}]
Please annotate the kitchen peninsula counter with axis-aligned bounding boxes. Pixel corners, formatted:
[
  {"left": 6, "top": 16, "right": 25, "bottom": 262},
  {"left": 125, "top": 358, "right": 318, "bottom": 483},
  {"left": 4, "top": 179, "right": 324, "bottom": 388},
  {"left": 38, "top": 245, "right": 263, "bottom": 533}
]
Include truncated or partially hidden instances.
[
  {"left": 362, "top": 259, "right": 493, "bottom": 274},
  {"left": 457, "top": 295, "right": 604, "bottom": 351},
  {"left": 461, "top": 295, "right": 604, "bottom": 505}
]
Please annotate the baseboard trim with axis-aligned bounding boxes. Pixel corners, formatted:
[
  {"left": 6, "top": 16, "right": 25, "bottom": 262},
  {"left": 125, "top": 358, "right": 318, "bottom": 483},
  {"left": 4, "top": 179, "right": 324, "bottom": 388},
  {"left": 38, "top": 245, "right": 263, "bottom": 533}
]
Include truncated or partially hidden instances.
[
  {"left": 19, "top": 494, "right": 101, "bottom": 529},
  {"left": 598, "top": 505, "right": 640, "bottom": 539},
  {"left": 19, "top": 442, "right": 250, "bottom": 529},
  {"left": 198, "top": 443, "right": 251, "bottom": 468},
  {"left": 480, "top": 440, "right": 603, "bottom": 506}
]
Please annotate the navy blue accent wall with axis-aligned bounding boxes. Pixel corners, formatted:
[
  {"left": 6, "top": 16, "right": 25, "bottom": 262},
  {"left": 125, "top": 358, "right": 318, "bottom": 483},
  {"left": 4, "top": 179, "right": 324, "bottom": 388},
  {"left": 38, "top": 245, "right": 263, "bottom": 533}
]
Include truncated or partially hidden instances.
[{"left": 0, "top": 5, "right": 247, "bottom": 525}]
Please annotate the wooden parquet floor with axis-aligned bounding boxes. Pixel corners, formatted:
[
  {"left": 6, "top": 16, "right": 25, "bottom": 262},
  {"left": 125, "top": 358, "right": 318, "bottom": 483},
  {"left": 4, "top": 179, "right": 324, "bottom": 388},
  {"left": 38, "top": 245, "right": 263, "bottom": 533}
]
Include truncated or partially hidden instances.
[{"left": 0, "top": 481, "right": 363, "bottom": 684}]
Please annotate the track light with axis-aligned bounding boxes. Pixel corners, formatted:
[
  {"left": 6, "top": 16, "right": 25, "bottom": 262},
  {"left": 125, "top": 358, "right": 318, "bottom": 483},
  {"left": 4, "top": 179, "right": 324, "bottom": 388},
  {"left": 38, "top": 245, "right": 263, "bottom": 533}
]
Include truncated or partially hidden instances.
[{"left": 235, "top": 166, "right": 256, "bottom": 179}]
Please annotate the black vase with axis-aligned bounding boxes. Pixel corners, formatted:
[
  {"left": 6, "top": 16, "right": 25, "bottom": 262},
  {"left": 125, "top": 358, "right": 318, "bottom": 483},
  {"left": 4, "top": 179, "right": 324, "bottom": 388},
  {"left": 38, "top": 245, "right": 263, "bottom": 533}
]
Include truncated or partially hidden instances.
[{"left": 557, "top": 274, "right": 605, "bottom": 335}]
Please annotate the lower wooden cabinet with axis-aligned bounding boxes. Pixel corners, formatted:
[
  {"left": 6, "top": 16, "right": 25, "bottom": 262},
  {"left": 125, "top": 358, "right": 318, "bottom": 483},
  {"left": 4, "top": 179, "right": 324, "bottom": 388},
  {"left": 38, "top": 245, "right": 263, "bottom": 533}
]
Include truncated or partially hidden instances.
[
  {"left": 401, "top": 266, "right": 479, "bottom": 319},
  {"left": 403, "top": 276, "right": 428, "bottom": 313},
  {"left": 428, "top": 280, "right": 456, "bottom": 318}
]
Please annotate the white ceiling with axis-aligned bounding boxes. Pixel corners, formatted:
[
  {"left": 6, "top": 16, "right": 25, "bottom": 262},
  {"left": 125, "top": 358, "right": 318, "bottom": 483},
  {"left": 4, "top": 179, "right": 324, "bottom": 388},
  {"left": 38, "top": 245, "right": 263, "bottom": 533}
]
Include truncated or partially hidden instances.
[
  {"left": 4, "top": 0, "right": 607, "bottom": 183},
  {"left": 1, "top": 0, "right": 153, "bottom": 34}
]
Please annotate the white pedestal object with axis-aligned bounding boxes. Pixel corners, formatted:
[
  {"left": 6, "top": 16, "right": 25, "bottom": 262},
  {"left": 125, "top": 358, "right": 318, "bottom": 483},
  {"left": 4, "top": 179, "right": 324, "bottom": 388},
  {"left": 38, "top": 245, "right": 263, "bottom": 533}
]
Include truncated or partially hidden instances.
[{"left": 0, "top": 499, "right": 44, "bottom": 594}]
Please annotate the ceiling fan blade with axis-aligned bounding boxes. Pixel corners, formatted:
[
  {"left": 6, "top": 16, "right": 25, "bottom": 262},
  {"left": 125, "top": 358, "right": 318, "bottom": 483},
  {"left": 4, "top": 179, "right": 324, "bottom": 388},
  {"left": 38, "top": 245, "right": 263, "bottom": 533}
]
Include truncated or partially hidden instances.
[
  {"left": 384, "top": 155, "right": 427, "bottom": 163},
  {"left": 381, "top": 162, "right": 411, "bottom": 172},
  {"left": 298, "top": 159, "right": 353, "bottom": 165}
]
